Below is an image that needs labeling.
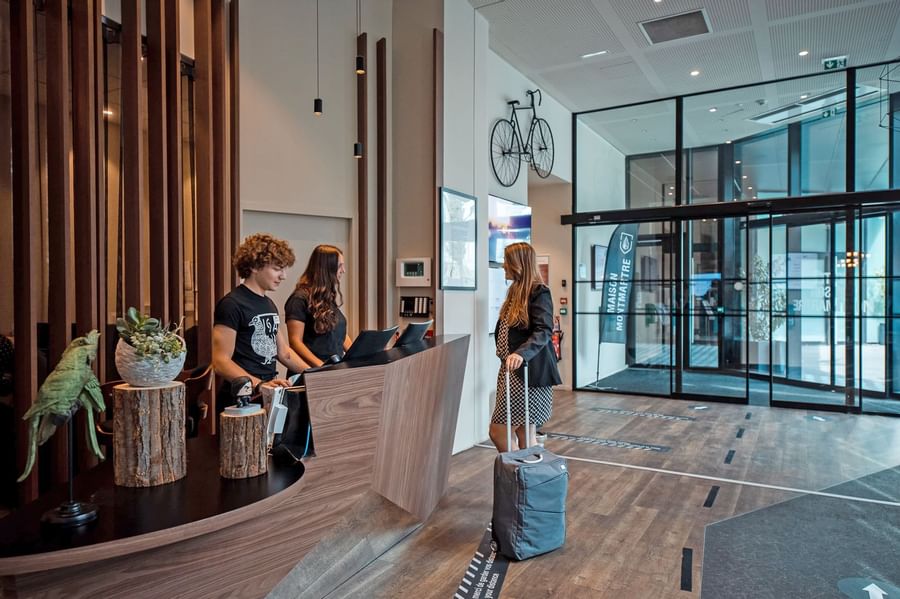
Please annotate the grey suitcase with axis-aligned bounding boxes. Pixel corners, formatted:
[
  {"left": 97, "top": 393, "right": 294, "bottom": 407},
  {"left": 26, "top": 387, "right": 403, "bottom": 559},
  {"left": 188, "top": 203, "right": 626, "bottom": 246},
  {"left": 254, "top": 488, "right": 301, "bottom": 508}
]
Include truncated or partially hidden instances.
[{"left": 491, "top": 365, "right": 568, "bottom": 561}]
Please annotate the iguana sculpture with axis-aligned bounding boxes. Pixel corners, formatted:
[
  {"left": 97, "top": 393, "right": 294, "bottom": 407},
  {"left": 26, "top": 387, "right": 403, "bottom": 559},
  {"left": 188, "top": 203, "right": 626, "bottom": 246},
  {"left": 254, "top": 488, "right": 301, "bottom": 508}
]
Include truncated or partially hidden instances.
[{"left": 18, "top": 330, "right": 106, "bottom": 482}]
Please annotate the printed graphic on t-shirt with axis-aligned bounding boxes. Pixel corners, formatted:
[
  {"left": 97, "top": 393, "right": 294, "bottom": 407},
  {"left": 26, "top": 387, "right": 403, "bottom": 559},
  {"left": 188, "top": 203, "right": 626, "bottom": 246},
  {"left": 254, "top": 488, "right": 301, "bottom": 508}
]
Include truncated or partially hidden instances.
[{"left": 249, "top": 313, "right": 280, "bottom": 365}]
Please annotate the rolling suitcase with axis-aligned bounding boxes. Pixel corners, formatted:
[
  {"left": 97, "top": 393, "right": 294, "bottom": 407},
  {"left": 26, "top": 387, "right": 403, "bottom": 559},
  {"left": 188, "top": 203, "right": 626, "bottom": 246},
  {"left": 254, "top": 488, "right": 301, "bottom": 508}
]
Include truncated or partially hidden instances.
[{"left": 491, "top": 364, "right": 569, "bottom": 561}]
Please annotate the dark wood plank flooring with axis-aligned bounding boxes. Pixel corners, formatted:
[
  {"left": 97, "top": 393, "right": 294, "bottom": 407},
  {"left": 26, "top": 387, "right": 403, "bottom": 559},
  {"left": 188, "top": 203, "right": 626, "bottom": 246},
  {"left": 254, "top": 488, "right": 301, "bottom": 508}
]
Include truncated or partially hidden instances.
[{"left": 321, "top": 391, "right": 900, "bottom": 598}]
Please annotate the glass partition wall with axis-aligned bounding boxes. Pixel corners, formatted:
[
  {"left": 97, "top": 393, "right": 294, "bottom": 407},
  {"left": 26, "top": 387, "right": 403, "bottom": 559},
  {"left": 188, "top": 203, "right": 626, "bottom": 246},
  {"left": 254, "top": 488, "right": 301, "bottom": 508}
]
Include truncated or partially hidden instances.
[{"left": 572, "top": 62, "right": 900, "bottom": 415}]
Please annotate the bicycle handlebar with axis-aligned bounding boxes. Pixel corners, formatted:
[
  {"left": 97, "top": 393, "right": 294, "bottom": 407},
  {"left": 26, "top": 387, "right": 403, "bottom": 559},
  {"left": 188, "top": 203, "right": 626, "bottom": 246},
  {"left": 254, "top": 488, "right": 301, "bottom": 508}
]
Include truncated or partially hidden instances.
[{"left": 526, "top": 89, "right": 542, "bottom": 106}]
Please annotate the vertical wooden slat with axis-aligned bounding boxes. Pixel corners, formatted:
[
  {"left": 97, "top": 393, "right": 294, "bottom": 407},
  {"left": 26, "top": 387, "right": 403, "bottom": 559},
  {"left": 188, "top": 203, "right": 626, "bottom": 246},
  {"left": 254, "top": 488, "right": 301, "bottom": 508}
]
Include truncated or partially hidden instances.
[
  {"left": 72, "top": 0, "right": 100, "bottom": 471},
  {"left": 165, "top": 0, "right": 184, "bottom": 325},
  {"left": 122, "top": 0, "right": 146, "bottom": 313},
  {"left": 376, "top": 38, "right": 387, "bottom": 329},
  {"left": 432, "top": 29, "right": 443, "bottom": 325},
  {"left": 94, "top": 0, "right": 108, "bottom": 384},
  {"left": 212, "top": 0, "right": 228, "bottom": 301},
  {"left": 357, "top": 33, "right": 368, "bottom": 330},
  {"left": 46, "top": 0, "right": 73, "bottom": 484},
  {"left": 230, "top": 0, "right": 241, "bottom": 285},
  {"left": 10, "top": 0, "right": 41, "bottom": 502},
  {"left": 195, "top": 0, "right": 216, "bottom": 421},
  {"left": 148, "top": 0, "right": 170, "bottom": 324}
]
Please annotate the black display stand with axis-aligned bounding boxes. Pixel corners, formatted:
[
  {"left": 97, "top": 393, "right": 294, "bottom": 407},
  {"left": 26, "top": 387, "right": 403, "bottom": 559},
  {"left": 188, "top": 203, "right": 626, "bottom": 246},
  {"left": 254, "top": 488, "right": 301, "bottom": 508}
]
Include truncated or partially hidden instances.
[{"left": 40, "top": 417, "right": 98, "bottom": 527}]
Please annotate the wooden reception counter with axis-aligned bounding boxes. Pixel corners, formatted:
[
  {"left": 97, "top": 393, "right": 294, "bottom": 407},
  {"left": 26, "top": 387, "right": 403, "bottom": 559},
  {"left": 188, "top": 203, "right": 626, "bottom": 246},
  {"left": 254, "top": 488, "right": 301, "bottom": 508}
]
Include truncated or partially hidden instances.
[{"left": 0, "top": 334, "right": 469, "bottom": 598}]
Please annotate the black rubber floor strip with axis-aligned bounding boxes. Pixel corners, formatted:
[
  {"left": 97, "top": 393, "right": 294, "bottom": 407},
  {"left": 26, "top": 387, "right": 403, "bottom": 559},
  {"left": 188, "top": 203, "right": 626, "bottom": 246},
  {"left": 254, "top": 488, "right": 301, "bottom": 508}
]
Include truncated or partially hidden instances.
[
  {"left": 681, "top": 547, "right": 693, "bottom": 591},
  {"left": 736, "top": 427, "right": 745, "bottom": 439},
  {"left": 703, "top": 485, "right": 720, "bottom": 508},
  {"left": 745, "top": 412, "right": 752, "bottom": 420},
  {"left": 725, "top": 450, "right": 735, "bottom": 464}
]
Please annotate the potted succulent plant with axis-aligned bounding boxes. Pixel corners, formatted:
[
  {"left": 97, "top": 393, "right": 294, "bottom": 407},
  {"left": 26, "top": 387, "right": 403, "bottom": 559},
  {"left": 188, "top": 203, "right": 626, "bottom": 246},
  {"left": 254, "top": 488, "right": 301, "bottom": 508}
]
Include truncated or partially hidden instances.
[{"left": 115, "top": 307, "right": 187, "bottom": 387}]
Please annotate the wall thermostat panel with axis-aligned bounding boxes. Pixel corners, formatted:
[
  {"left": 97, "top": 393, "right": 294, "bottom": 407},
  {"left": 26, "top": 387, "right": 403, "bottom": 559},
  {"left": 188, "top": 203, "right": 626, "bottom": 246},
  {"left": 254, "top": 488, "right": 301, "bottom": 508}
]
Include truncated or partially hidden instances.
[{"left": 396, "top": 257, "right": 432, "bottom": 287}]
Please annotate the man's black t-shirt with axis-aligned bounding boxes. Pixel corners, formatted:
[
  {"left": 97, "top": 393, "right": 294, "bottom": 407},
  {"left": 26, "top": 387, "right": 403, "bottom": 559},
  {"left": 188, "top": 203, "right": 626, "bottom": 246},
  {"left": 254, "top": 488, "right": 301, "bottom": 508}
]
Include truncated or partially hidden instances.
[
  {"left": 284, "top": 289, "right": 346, "bottom": 363},
  {"left": 214, "top": 284, "right": 281, "bottom": 381}
]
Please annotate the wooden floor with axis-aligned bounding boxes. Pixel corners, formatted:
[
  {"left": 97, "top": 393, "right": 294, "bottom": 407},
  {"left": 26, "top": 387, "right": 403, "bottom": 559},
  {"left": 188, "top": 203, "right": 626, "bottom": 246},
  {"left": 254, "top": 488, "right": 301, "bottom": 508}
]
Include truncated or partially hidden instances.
[{"left": 322, "top": 390, "right": 900, "bottom": 598}]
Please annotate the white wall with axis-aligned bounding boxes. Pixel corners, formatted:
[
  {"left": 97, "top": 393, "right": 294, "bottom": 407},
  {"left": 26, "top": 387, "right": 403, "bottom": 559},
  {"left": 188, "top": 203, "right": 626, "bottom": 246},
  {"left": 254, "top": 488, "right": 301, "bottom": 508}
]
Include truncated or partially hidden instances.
[
  {"left": 241, "top": 0, "right": 392, "bottom": 332},
  {"left": 530, "top": 181, "right": 572, "bottom": 389},
  {"left": 486, "top": 51, "right": 572, "bottom": 204},
  {"left": 575, "top": 119, "right": 626, "bottom": 212}
]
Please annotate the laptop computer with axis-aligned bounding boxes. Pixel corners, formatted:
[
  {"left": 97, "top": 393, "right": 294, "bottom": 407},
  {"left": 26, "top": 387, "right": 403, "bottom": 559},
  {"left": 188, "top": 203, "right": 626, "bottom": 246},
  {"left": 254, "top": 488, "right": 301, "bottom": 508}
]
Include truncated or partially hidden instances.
[{"left": 393, "top": 320, "right": 433, "bottom": 347}]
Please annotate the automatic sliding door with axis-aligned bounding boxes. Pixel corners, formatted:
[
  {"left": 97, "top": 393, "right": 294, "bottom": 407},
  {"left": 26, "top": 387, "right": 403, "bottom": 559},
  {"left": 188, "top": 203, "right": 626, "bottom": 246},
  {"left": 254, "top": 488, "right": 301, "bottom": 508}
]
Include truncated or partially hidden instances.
[{"left": 678, "top": 216, "right": 748, "bottom": 402}]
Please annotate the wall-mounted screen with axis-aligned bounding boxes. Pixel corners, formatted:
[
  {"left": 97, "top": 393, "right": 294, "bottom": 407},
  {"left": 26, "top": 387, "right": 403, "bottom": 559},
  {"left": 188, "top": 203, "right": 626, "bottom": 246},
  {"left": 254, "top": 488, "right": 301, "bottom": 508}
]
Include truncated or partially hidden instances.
[{"left": 488, "top": 195, "right": 531, "bottom": 265}]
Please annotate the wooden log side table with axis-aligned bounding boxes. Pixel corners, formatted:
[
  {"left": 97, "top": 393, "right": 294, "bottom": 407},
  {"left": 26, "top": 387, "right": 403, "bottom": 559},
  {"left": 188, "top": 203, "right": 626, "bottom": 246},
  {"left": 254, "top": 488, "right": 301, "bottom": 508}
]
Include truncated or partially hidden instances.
[
  {"left": 113, "top": 381, "right": 187, "bottom": 487},
  {"left": 219, "top": 408, "right": 268, "bottom": 479}
]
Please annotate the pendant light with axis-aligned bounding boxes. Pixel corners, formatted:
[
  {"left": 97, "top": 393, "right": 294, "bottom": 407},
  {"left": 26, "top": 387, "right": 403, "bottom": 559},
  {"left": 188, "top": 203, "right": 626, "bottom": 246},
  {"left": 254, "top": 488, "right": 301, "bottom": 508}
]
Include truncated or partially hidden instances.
[
  {"left": 355, "top": 0, "right": 365, "bottom": 75},
  {"left": 313, "top": 0, "right": 323, "bottom": 115},
  {"left": 353, "top": 142, "right": 363, "bottom": 158}
]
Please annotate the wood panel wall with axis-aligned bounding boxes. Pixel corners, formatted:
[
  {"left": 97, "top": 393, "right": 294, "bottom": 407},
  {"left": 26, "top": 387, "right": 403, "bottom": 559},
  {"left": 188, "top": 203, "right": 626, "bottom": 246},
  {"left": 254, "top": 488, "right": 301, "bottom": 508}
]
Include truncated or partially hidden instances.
[
  {"left": 357, "top": 33, "right": 368, "bottom": 330},
  {"left": 376, "top": 38, "right": 387, "bottom": 330},
  {"left": 10, "top": 0, "right": 42, "bottom": 503},
  {"left": 6, "top": 1, "right": 238, "bottom": 501}
]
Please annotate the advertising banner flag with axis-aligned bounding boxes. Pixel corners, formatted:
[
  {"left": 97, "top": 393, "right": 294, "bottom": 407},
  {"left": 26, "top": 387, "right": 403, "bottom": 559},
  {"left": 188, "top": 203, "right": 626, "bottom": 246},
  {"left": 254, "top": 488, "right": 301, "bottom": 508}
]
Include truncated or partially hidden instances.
[{"left": 600, "top": 224, "right": 639, "bottom": 344}]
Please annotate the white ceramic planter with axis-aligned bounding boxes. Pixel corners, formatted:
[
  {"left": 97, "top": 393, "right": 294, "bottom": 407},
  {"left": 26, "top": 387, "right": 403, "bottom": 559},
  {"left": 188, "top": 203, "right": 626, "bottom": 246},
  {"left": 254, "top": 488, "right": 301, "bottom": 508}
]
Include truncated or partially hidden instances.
[{"left": 115, "top": 337, "right": 187, "bottom": 387}]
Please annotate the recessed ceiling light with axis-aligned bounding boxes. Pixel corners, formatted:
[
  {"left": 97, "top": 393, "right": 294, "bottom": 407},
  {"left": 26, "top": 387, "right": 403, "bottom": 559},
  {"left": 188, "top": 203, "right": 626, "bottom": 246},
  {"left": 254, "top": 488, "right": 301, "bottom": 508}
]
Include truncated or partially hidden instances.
[
  {"left": 690, "top": 69, "right": 700, "bottom": 77},
  {"left": 654, "top": 0, "right": 662, "bottom": 3},
  {"left": 709, "top": 107, "right": 717, "bottom": 112},
  {"left": 800, "top": 94, "right": 808, "bottom": 99},
  {"left": 748, "top": 186, "right": 753, "bottom": 190},
  {"left": 753, "top": 196, "right": 757, "bottom": 199},
  {"left": 725, "top": 140, "right": 732, "bottom": 144},
  {"left": 742, "top": 175, "right": 748, "bottom": 179},
  {"left": 581, "top": 50, "right": 608, "bottom": 59},
  {"left": 798, "top": 50, "right": 809, "bottom": 57},
  {"left": 735, "top": 160, "right": 741, "bottom": 164},
  {"left": 669, "top": 186, "right": 674, "bottom": 190}
]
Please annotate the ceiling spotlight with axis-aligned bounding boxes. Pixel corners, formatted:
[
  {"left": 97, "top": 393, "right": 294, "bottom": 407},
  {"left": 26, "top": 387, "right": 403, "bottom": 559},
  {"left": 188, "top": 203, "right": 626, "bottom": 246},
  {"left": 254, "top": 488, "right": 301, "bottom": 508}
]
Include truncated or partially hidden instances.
[
  {"left": 654, "top": 0, "right": 663, "bottom": 3},
  {"left": 690, "top": 69, "right": 700, "bottom": 77},
  {"left": 709, "top": 107, "right": 717, "bottom": 112},
  {"left": 748, "top": 186, "right": 753, "bottom": 190},
  {"left": 800, "top": 94, "right": 808, "bottom": 99},
  {"left": 798, "top": 50, "right": 809, "bottom": 57},
  {"left": 735, "top": 160, "right": 741, "bottom": 164},
  {"left": 725, "top": 140, "right": 732, "bottom": 144},
  {"left": 742, "top": 175, "right": 748, "bottom": 179},
  {"left": 581, "top": 50, "right": 608, "bottom": 59}
]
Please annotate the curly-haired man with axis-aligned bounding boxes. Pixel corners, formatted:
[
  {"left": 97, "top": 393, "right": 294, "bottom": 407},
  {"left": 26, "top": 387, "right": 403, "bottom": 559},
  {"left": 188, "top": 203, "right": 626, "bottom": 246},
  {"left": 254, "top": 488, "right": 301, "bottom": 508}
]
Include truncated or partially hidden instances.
[{"left": 212, "top": 233, "right": 309, "bottom": 410}]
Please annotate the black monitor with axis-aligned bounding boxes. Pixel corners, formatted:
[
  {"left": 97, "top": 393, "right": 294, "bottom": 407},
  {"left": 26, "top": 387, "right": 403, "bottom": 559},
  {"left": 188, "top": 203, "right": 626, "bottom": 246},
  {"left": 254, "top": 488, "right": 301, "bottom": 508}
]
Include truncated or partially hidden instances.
[
  {"left": 342, "top": 326, "right": 399, "bottom": 361},
  {"left": 394, "top": 320, "right": 433, "bottom": 347}
]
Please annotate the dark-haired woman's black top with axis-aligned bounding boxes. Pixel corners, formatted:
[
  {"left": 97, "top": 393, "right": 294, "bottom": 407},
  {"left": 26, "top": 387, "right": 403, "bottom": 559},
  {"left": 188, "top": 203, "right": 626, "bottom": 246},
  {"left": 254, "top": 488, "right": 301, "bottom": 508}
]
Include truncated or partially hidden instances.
[
  {"left": 285, "top": 289, "right": 347, "bottom": 363},
  {"left": 494, "top": 284, "right": 562, "bottom": 388}
]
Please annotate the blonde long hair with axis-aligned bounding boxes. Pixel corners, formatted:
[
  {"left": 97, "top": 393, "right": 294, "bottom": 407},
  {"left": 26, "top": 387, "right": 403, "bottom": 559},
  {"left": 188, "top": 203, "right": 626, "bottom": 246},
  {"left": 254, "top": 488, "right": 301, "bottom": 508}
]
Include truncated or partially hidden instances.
[{"left": 500, "top": 242, "right": 542, "bottom": 328}]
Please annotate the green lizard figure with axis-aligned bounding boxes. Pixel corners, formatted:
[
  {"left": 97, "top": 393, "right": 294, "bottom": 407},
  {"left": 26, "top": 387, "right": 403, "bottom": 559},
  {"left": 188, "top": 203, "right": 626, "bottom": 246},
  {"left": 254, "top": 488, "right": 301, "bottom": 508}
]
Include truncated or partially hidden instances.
[{"left": 18, "top": 329, "right": 106, "bottom": 482}]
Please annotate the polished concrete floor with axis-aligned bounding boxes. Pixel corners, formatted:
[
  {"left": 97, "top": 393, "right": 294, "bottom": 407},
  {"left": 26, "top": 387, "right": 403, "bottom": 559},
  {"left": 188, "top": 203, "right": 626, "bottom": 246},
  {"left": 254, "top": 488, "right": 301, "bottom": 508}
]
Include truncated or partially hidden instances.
[{"left": 319, "top": 390, "right": 900, "bottom": 598}]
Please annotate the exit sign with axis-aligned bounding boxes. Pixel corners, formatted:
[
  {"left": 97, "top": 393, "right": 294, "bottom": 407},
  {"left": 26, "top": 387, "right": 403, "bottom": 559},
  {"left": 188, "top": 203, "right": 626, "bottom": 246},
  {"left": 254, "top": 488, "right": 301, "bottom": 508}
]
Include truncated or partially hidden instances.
[{"left": 822, "top": 55, "right": 848, "bottom": 71}]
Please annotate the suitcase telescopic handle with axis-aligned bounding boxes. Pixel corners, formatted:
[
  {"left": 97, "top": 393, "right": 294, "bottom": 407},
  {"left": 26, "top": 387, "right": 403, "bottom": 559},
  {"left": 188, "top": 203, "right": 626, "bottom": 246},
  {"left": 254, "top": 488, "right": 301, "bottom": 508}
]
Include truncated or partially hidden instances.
[
  {"left": 520, "top": 453, "right": 543, "bottom": 464},
  {"left": 504, "top": 362, "right": 530, "bottom": 451}
]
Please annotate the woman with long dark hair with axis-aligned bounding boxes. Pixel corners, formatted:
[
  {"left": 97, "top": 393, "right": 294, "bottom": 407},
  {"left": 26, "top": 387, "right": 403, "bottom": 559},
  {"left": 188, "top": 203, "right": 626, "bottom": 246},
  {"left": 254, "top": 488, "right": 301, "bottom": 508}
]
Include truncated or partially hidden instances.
[
  {"left": 285, "top": 245, "right": 353, "bottom": 368},
  {"left": 489, "top": 242, "right": 561, "bottom": 452}
]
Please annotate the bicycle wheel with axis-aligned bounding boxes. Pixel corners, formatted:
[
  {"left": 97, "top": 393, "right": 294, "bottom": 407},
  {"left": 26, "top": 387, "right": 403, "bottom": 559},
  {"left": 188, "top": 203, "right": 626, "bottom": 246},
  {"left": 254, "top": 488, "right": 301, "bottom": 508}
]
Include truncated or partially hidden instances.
[
  {"left": 490, "top": 119, "right": 521, "bottom": 187},
  {"left": 530, "top": 118, "right": 555, "bottom": 179}
]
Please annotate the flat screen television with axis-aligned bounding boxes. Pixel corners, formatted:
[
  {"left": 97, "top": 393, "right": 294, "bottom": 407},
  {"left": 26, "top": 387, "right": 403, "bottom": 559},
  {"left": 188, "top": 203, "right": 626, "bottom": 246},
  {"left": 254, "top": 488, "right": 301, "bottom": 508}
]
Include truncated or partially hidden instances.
[{"left": 488, "top": 195, "right": 531, "bottom": 265}]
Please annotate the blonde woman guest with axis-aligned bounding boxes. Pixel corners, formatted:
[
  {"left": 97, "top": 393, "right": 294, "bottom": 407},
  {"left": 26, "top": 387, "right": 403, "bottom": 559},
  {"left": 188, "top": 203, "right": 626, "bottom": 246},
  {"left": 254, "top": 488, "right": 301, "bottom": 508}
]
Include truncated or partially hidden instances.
[{"left": 489, "top": 242, "right": 562, "bottom": 452}]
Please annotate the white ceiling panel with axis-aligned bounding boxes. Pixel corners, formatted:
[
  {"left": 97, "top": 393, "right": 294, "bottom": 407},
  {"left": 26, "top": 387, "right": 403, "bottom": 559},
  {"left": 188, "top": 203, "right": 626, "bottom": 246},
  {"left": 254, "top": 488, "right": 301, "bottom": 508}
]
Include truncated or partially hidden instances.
[
  {"left": 646, "top": 30, "right": 762, "bottom": 95},
  {"left": 765, "top": 0, "right": 871, "bottom": 21},
  {"left": 481, "top": 0, "right": 624, "bottom": 71},
  {"left": 541, "top": 58, "right": 660, "bottom": 110},
  {"left": 769, "top": 2, "right": 900, "bottom": 77},
  {"left": 609, "top": 0, "right": 752, "bottom": 49}
]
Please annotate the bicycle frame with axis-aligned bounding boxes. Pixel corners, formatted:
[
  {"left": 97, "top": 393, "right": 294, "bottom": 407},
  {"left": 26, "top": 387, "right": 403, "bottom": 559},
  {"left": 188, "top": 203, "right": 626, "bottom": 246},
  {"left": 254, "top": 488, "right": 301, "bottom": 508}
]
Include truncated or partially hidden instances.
[{"left": 507, "top": 92, "right": 541, "bottom": 161}]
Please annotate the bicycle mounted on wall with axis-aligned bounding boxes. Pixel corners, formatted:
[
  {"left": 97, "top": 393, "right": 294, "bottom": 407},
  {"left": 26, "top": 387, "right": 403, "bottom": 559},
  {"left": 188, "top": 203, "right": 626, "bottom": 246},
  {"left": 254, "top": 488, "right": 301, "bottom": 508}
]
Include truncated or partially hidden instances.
[{"left": 490, "top": 89, "right": 555, "bottom": 187}]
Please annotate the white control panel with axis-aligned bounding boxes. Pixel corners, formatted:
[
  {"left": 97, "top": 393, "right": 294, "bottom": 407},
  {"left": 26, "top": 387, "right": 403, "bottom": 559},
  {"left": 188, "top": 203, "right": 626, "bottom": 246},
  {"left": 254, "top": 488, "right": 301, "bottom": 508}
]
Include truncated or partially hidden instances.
[{"left": 396, "top": 257, "right": 432, "bottom": 287}]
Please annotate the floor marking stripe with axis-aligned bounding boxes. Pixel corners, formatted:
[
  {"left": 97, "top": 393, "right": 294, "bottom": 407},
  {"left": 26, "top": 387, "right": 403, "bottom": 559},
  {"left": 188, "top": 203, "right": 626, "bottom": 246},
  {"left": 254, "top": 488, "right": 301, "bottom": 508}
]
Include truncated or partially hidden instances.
[
  {"left": 680, "top": 548, "right": 693, "bottom": 591},
  {"left": 473, "top": 443, "right": 900, "bottom": 507}
]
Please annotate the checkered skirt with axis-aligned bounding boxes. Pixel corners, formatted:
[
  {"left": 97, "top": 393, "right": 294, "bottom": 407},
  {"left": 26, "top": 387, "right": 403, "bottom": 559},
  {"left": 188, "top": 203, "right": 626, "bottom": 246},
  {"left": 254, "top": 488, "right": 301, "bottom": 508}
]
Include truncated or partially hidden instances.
[{"left": 491, "top": 318, "right": 554, "bottom": 426}]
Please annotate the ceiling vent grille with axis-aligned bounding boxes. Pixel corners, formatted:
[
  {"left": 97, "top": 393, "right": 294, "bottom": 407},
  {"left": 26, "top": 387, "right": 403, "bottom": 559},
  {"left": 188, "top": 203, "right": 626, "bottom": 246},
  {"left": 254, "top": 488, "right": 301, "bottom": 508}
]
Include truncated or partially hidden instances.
[{"left": 639, "top": 10, "right": 710, "bottom": 44}]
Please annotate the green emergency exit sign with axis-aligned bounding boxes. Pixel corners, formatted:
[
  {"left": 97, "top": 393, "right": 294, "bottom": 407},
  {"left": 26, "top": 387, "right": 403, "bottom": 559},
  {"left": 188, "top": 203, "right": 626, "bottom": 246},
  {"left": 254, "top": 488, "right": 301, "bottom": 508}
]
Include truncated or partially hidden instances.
[{"left": 822, "top": 56, "right": 848, "bottom": 71}]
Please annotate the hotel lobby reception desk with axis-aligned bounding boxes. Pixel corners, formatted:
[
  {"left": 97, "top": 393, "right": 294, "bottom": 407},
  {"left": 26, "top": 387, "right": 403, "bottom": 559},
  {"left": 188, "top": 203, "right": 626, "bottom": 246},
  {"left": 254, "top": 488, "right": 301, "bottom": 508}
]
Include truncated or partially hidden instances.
[{"left": 0, "top": 335, "right": 469, "bottom": 598}]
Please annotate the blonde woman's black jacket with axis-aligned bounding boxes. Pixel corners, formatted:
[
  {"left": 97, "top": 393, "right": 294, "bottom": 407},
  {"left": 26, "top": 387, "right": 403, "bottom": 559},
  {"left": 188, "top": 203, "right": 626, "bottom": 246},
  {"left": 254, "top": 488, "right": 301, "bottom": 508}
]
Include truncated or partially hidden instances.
[{"left": 495, "top": 284, "right": 562, "bottom": 388}]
